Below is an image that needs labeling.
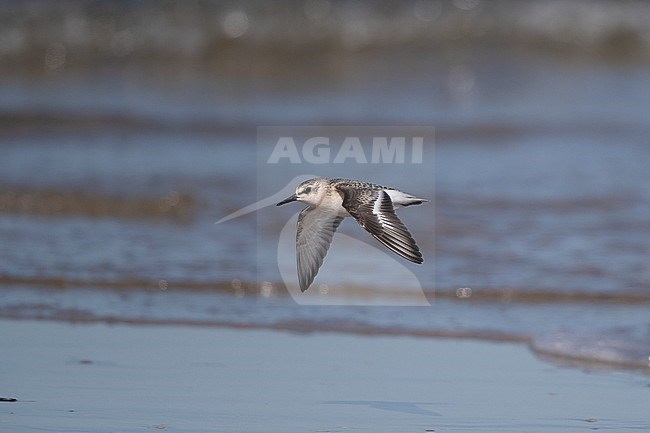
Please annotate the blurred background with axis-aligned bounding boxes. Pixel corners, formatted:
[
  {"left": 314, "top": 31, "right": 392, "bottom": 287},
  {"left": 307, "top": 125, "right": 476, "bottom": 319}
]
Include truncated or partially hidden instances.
[{"left": 1, "top": 0, "right": 649, "bottom": 369}]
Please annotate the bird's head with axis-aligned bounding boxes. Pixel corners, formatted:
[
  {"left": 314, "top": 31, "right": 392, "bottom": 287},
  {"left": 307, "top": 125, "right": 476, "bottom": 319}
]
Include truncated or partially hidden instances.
[{"left": 276, "top": 178, "right": 327, "bottom": 207}]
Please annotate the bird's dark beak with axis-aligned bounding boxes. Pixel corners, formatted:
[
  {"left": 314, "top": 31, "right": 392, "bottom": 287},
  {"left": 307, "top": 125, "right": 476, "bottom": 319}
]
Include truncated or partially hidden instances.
[{"left": 276, "top": 193, "right": 298, "bottom": 206}]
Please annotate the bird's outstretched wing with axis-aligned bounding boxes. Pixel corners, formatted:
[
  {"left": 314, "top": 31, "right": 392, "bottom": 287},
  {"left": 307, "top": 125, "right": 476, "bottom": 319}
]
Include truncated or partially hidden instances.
[
  {"left": 337, "top": 187, "right": 423, "bottom": 264},
  {"left": 296, "top": 207, "right": 344, "bottom": 292}
]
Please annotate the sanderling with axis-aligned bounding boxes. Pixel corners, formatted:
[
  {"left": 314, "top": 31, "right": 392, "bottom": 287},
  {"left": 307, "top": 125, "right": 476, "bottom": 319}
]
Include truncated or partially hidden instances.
[{"left": 277, "top": 177, "right": 427, "bottom": 292}]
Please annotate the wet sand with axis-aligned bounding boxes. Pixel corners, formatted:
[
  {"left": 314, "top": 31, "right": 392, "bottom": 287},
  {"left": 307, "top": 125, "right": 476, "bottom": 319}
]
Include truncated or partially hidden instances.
[{"left": 2, "top": 320, "right": 648, "bottom": 433}]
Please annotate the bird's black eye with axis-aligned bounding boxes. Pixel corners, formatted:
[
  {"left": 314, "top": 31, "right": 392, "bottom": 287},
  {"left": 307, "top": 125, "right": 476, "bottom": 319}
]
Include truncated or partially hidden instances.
[{"left": 302, "top": 187, "right": 312, "bottom": 194}]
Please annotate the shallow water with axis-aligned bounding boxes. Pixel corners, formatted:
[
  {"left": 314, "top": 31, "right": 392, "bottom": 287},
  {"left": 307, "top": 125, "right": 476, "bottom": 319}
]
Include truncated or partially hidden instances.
[
  {"left": 4, "top": 321, "right": 650, "bottom": 433},
  {"left": 1, "top": 1, "right": 649, "bottom": 372}
]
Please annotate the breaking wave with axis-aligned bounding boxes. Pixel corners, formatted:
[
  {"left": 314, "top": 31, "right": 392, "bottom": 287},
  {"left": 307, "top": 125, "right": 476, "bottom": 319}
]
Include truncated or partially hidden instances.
[{"left": 1, "top": 281, "right": 649, "bottom": 373}]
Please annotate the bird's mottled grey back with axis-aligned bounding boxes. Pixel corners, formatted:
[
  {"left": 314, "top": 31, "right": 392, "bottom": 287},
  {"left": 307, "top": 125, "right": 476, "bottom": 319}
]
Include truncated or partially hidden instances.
[{"left": 329, "top": 178, "right": 391, "bottom": 191}]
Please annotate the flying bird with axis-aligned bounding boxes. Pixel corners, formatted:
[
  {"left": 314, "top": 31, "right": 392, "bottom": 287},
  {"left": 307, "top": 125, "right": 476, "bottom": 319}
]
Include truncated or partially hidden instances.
[{"left": 276, "top": 177, "right": 427, "bottom": 292}]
